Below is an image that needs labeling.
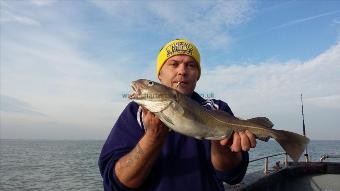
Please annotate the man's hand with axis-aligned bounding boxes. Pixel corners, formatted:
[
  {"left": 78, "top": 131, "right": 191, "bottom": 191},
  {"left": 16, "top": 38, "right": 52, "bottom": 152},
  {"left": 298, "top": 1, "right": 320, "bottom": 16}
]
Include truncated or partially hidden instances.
[
  {"left": 219, "top": 130, "right": 257, "bottom": 152},
  {"left": 142, "top": 107, "right": 169, "bottom": 141},
  {"left": 211, "top": 130, "right": 256, "bottom": 171},
  {"left": 114, "top": 108, "right": 169, "bottom": 188}
]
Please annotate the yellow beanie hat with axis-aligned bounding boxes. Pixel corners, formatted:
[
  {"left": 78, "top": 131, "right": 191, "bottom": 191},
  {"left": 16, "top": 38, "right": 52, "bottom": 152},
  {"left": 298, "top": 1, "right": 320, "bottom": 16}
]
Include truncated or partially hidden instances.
[{"left": 157, "top": 39, "right": 201, "bottom": 79}]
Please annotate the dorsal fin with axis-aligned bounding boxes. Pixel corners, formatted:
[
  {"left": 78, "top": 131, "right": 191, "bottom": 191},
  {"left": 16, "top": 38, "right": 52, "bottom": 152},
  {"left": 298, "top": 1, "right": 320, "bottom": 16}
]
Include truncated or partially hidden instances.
[{"left": 246, "top": 117, "right": 273, "bottom": 129}]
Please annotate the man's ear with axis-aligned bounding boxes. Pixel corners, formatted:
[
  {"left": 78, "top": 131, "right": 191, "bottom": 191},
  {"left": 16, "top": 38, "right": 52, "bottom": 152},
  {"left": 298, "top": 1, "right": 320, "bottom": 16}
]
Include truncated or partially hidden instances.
[{"left": 158, "top": 73, "right": 162, "bottom": 82}]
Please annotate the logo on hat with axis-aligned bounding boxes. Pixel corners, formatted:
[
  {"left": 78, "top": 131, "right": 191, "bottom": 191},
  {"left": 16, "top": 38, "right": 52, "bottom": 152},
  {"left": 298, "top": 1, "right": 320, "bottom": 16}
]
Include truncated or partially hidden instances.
[{"left": 165, "top": 41, "right": 194, "bottom": 58}]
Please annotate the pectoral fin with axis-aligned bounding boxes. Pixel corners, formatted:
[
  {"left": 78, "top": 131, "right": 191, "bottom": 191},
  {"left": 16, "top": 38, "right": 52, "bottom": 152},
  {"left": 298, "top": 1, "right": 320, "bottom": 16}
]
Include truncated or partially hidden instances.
[
  {"left": 158, "top": 112, "right": 175, "bottom": 126},
  {"left": 147, "top": 100, "right": 172, "bottom": 112},
  {"left": 171, "top": 101, "right": 184, "bottom": 115}
]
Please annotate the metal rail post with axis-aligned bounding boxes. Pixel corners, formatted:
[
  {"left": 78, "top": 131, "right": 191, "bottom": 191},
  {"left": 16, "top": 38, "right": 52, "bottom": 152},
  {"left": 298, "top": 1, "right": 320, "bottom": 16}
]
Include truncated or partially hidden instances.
[{"left": 264, "top": 157, "right": 269, "bottom": 174}]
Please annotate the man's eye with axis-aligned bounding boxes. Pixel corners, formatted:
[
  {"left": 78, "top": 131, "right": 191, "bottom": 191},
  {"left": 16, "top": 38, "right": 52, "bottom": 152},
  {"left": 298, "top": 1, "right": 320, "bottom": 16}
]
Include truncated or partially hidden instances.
[
  {"left": 188, "top": 63, "right": 196, "bottom": 68},
  {"left": 170, "top": 62, "right": 178, "bottom": 66}
]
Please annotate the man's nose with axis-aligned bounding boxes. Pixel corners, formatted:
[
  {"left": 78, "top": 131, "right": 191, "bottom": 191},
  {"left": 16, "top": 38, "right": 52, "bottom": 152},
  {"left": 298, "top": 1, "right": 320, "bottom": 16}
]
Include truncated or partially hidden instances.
[{"left": 177, "top": 64, "right": 187, "bottom": 75}]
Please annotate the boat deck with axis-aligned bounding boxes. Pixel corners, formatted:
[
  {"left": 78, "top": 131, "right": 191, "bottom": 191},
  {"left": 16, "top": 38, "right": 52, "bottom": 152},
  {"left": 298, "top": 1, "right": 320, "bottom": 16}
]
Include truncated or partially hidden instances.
[
  {"left": 286, "top": 173, "right": 340, "bottom": 190},
  {"left": 224, "top": 162, "right": 340, "bottom": 191}
]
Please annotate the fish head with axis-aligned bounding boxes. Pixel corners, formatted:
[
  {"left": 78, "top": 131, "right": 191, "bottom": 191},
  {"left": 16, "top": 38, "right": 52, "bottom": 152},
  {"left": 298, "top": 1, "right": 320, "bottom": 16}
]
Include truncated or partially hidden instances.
[{"left": 129, "top": 79, "right": 177, "bottom": 112}]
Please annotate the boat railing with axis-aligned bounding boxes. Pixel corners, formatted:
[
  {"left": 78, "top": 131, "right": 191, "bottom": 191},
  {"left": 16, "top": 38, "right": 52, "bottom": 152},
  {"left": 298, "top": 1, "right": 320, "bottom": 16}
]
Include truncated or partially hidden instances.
[
  {"left": 320, "top": 154, "right": 340, "bottom": 162},
  {"left": 250, "top": 152, "right": 340, "bottom": 174},
  {"left": 249, "top": 152, "right": 288, "bottom": 174}
]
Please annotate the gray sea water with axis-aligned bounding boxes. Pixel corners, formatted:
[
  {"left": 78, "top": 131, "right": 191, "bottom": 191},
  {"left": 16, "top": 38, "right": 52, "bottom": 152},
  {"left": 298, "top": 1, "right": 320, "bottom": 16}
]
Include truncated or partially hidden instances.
[{"left": 1, "top": 139, "right": 339, "bottom": 190}]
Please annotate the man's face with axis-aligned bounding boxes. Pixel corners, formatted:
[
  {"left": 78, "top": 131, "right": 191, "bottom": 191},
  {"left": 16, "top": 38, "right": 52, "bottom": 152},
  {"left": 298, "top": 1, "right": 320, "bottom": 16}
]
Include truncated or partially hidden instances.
[{"left": 158, "top": 55, "right": 199, "bottom": 95}]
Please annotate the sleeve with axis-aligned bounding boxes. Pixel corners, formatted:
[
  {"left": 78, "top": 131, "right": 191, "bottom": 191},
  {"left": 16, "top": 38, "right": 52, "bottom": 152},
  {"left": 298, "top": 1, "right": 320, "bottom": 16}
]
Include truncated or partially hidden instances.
[
  {"left": 214, "top": 99, "right": 249, "bottom": 184},
  {"left": 215, "top": 151, "right": 249, "bottom": 184},
  {"left": 98, "top": 102, "right": 145, "bottom": 191}
]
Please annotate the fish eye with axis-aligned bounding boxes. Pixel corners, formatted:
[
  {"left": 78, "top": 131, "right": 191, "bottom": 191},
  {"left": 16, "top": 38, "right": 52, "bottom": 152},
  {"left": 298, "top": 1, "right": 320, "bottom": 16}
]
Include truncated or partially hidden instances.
[{"left": 147, "top": 81, "right": 154, "bottom": 86}]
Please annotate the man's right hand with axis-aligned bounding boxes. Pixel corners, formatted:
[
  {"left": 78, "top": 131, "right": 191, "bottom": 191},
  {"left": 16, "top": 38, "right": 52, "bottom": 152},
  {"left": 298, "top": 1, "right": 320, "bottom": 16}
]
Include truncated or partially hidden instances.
[
  {"left": 142, "top": 107, "right": 169, "bottom": 142},
  {"left": 114, "top": 108, "right": 168, "bottom": 188}
]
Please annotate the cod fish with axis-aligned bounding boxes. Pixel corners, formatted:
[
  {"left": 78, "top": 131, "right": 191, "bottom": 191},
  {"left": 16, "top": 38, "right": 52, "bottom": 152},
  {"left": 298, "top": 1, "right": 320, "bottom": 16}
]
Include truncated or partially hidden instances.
[{"left": 128, "top": 79, "right": 309, "bottom": 162}]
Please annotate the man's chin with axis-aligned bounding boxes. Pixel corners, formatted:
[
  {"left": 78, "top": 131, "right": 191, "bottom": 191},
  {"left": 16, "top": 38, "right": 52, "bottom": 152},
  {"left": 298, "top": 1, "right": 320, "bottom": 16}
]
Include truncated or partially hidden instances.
[{"left": 176, "top": 88, "right": 193, "bottom": 96}]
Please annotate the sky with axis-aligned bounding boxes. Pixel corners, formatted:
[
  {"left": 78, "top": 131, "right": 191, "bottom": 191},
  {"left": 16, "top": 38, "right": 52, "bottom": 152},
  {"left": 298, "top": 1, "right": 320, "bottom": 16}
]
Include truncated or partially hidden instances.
[{"left": 1, "top": 0, "right": 340, "bottom": 140}]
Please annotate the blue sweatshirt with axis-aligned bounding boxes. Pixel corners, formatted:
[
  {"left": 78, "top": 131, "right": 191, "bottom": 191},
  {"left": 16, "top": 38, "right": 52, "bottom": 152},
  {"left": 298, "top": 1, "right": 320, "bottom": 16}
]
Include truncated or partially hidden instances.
[{"left": 99, "top": 92, "right": 249, "bottom": 191}]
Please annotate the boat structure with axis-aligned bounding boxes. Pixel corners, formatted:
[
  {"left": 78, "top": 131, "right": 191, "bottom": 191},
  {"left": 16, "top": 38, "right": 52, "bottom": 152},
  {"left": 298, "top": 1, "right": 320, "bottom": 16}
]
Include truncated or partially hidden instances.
[
  {"left": 224, "top": 94, "right": 340, "bottom": 191},
  {"left": 224, "top": 152, "right": 340, "bottom": 191}
]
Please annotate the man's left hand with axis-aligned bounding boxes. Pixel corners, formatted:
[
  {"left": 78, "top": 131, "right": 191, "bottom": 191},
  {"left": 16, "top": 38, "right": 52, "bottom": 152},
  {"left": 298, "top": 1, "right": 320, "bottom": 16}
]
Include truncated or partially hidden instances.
[{"left": 219, "top": 130, "right": 256, "bottom": 152}]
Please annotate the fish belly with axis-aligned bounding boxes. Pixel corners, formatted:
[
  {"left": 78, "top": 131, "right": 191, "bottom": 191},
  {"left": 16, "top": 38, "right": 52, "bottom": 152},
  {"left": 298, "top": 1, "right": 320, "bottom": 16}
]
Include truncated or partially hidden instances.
[{"left": 158, "top": 106, "right": 230, "bottom": 140}]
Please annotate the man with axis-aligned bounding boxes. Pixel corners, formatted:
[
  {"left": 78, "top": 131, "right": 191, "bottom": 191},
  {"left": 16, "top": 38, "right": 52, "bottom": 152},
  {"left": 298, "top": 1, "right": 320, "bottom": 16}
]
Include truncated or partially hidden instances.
[{"left": 99, "top": 39, "right": 256, "bottom": 191}]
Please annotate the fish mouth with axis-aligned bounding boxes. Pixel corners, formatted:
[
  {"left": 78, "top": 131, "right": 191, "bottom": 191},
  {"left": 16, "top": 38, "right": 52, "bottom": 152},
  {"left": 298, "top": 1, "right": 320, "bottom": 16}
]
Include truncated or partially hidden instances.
[{"left": 128, "top": 83, "right": 140, "bottom": 99}]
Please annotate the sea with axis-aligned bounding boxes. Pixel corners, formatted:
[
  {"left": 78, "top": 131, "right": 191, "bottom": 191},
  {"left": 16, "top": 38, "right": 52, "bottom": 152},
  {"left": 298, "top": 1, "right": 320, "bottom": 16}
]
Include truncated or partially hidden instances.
[{"left": 1, "top": 139, "right": 339, "bottom": 191}]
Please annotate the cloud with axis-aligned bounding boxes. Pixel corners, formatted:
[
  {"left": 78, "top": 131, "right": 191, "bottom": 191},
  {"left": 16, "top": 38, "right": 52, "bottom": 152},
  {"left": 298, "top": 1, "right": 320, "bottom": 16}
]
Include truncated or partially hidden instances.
[
  {"left": 1, "top": 7, "right": 124, "bottom": 136},
  {"left": 270, "top": 10, "right": 340, "bottom": 30},
  {"left": 307, "top": 95, "right": 340, "bottom": 109},
  {"left": 237, "top": 10, "right": 340, "bottom": 43},
  {"left": 198, "top": 42, "right": 340, "bottom": 139},
  {"left": 30, "top": 0, "right": 57, "bottom": 6},
  {"left": 1, "top": 36, "right": 124, "bottom": 139},
  {"left": 0, "top": 2, "right": 40, "bottom": 26},
  {"left": 1, "top": 1, "right": 152, "bottom": 140},
  {"left": 1, "top": 1, "right": 339, "bottom": 140},
  {"left": 0, "top": 95, "right": 45, "bottom": 116},
  {"left": 1, "top": 31, "right": 120, "bottom": 121},
  {"left": 201, "top": 42, "right": 340, "bottom": 106},
  {"left": 91, "top": 0, "right": 254, "bottom": 48}
]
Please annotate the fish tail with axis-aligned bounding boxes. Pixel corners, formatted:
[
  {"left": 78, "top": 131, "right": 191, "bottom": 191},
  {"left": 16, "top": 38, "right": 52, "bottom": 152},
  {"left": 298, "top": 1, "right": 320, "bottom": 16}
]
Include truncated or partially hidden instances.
[{"left": 271, "top": 129, "right": 310, "bottom": 162}]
